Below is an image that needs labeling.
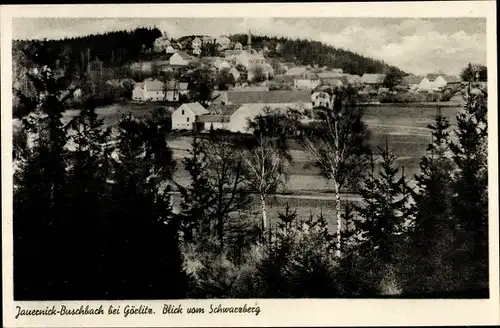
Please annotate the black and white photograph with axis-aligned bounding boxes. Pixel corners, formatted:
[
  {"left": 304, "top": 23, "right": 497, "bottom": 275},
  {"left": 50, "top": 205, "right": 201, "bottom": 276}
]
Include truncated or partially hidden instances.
[{"left": 1, "top": 2, "right": 498, "bottom": 327}]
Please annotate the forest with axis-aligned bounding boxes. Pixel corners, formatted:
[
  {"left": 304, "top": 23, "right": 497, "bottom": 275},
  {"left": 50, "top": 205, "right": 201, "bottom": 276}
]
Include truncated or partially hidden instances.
[{"left": 12, "top": 39, "right": 488, "bottom": 300}]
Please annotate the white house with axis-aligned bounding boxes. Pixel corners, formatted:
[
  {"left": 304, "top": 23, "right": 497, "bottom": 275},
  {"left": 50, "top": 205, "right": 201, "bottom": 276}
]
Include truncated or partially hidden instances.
[
  {"left": 131, "top": 79, "right": 165, "bottom": 101},
  {"left": 294, "top": 73, "right": 321, "bottom": 90},
  {"left": 234, "top": 42, "right": 243, "bottom": 50},
  {"left": 192, "top": 47, "right": 202, "bottom": 56},
  {"left": 311, "top": 91, "right": 333, "bottom": 109},
  {"left": 191, "top": 37, "right": 202, "bottom": 49},
  {"left": 417, "top": 77, "right": 434, "bottom": 91},
  {"left": 171, "top": 102, "right": 209, "bottom": 130},
  {"left": 169, "top": 52, "right": 192, "bottom": 66}
]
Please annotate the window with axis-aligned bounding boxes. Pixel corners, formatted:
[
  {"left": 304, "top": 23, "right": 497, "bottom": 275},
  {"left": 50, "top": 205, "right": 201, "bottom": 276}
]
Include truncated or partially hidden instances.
[
  {"left": 182, "top": 110, "right": 185, "bottom": 115},
  {"left": 187, "top": 117, "right": 190, "bottom": 122}
]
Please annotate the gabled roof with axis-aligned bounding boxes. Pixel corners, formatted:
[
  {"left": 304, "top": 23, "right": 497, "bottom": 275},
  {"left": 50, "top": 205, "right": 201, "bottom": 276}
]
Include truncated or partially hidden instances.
[
  {"left": 442, "top": 75, "right": 462, "bottom": 83},
  {"left": 426, "top": 73, "right": 443, "bottom": 81},
  {"left": 181, "top": 102, "right": 209, "bottom": 115},
  {"left": 285, "top": 66, "right": 308, "bottom": 76},
  {"left": 207, "top": 104, "right": 241, "bottom": 115},
  {"left": 317, "top": 72, "right": 347, "bottom": 79},
  {"left": 227, "top": 90, "right": 312, "bottom": 104},
  {"left": 401, "top": 75, "right": 424, "bottom": 85},
  {"left": 174, "top": 52, "right": 193, "bottom": 61},
  {"left": 361, "top": 73, "right": 386, "bottom": 84},
  {"left": 320, "top": 77, "right": 344, "bottom": 86},
  {"left": 142, "top": 79, "right": 164, "bottom": 92},
  {"left": 196, "top": 114, "right": 232, "bottom": 123}
]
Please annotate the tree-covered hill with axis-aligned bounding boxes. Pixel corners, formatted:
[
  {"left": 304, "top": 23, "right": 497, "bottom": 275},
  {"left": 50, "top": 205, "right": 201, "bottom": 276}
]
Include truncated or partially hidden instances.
[
  {"left": 230, "top": 33, "right": 405, "bottom": 76},
  {"left": 13, "top": 27, "right": 405, "bottom": 76},
  {"left": 13, "top": 27, "right": 162, "bottom": 69}
]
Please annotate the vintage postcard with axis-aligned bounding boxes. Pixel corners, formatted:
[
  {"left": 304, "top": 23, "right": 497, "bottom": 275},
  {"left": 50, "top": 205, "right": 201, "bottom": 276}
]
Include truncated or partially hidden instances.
[{"left": 1, "top": 2, "right": 499, "bottom": 327}]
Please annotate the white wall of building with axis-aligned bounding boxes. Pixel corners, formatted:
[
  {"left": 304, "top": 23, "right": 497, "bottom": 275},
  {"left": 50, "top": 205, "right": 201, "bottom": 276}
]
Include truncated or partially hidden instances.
[{"left": 172, "top": 105, "right": 196, "bottom": 130}]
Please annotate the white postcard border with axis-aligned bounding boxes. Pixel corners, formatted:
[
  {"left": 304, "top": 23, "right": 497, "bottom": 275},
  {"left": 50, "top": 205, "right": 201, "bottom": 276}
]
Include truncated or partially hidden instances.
[{"left": 1, "top": 2, "right": 499, "bottom": 327}]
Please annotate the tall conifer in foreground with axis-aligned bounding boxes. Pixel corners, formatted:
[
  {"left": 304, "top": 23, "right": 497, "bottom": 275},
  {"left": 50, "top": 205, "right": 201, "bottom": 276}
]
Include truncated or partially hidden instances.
[
  {"left": 403, "top": 108, "right": 457, "bottom": 294},
  {"left": 448, "top": 86, "right": 488, "bottom": 293}
]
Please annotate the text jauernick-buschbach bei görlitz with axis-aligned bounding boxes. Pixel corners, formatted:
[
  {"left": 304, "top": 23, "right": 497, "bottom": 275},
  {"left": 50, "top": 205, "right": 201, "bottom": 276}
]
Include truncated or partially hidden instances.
[
  {"left": 15, "top": 304, "right": 154, "bottom": 319},
  {"left": 15, "top": 303, "right": 261, "bottom": 320}
]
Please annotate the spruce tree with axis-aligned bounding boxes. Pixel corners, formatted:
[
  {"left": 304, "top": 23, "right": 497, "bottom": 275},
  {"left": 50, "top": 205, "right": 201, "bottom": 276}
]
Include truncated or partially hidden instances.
[
  {"left": 13, "top": 40, "right": 81, "bottom": 299},
  {"left": 349, "top": 139, "right": 413, "bottom": 295},
  {"left": 403, "top": 108, "right": 457, "bottom": 295},
  {"left": 448, "top": 87, "right": 488, "bottom": 294}
]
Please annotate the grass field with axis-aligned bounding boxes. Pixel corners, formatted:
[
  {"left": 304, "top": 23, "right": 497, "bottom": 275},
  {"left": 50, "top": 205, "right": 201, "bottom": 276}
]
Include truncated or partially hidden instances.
[{"left": 63, "top": 102, "right": 461, "bottom": 229}]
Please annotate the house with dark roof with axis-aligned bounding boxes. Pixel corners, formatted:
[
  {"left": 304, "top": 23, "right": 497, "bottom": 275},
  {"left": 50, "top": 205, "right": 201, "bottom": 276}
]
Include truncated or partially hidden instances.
[
  {"left": 195, "top": 104, "right": 241, "bottom": 131},
  {"left": 131, "top": 79, "right": 165, "bottom": 101}
]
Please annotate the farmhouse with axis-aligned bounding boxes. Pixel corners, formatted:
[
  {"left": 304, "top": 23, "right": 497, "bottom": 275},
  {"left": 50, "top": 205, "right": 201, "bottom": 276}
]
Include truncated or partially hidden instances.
[
  {"left": 361, "top": 73, "right": 386, "bottom": 88},
  {"left": 169, "top": 52, "right": 193, "bottom": 66},
  {"left": 294, "top": 72, "right": 321, "bottom": 90},
  {"left": 195, "top": 104, "right": 240, "bottom": 131},
  {"left": 171, "top": 102, "right": 209, "bottom": 130},
  {"left": 131, "top": 79, "right": 165, "bottom": 101}
]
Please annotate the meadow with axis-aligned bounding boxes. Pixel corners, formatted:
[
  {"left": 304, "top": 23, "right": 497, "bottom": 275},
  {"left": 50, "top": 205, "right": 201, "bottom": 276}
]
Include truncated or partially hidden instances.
[{"left": 61, "top": 102, "right": 461, "bottom": 229}]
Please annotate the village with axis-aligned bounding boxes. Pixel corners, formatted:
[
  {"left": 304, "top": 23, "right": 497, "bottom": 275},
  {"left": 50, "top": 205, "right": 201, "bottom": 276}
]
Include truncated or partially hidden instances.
[{"left": 88, "top": 30, "right": 484, "bottom": 135}]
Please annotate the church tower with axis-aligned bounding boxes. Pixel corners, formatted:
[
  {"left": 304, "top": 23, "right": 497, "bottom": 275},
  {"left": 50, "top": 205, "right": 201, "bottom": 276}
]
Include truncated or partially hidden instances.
[{"left": 247, "top": 29, "right": 252, "bottom": 50}]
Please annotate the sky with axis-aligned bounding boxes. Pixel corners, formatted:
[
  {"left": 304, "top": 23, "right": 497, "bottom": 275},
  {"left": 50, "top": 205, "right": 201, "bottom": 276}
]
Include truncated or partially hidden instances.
[{"left": 12, "top": 17, "right": 487, "bottom": 75}]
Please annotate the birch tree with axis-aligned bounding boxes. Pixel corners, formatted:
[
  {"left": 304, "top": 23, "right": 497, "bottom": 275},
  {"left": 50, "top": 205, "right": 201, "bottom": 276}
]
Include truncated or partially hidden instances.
[
  {"left": 299, "top": 87, "right": 371, "bottom": 256},
  {"left": 243, "top": 109, "right": 292, "bottom": 234}
]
